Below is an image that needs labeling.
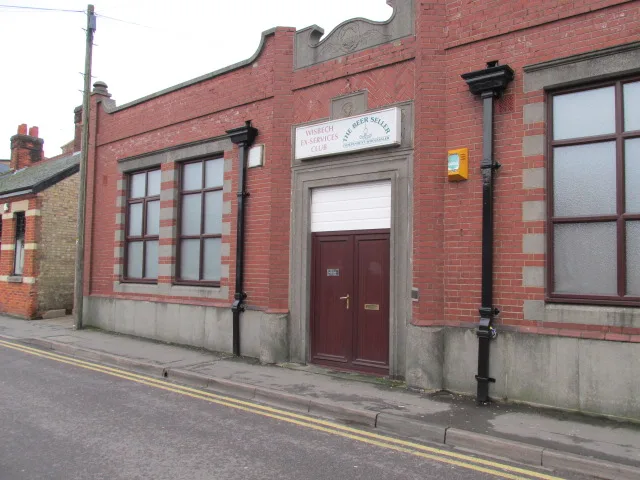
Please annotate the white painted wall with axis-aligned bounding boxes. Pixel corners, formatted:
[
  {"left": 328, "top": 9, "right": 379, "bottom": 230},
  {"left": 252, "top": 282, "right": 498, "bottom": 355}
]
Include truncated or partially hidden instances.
[{"left": 311, "top": 181, "right": 391, "bottom": 232}]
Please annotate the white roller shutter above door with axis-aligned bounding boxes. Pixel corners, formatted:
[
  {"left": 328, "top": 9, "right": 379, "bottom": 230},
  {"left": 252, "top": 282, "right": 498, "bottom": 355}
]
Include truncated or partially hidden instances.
[{"left": 311, "top": 181, "right": 391, "bottom": 232}]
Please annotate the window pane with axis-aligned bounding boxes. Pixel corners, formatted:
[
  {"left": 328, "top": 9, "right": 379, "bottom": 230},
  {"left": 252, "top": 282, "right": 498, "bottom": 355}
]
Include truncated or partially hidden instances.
[
  {"left": 147, "top": 170, "right": 161, "bottom": 196},
  {"left": 181, "top": 194, "right": 202, "bottom": 235},
  {"left": 204, "top": 191, "right": 223, "bottom": 234},
  {"left": 180, "top": 239, "right": 200, "bottom": 281},
  {"left": 130, "top": 173, "right": 146, "bottom": 198},
  {"left": 182, "top": 162, "right": 202, "bottom": 191},
  {"left": 14, "top": 238, "right": 24, "bottom": 275},
  {"left": 553, "top": 87, "right": 615, "bottom": 140},
  {"left": 626, "top": 138, "right": 640, "bottom": 213},
  {"left": 128, "top": 203, "right": 143, "bottom": 236},
  {"left": 205, "top": 158, "right": 224, "bottom": 188},
  {"left": 127, "top": 241, "right": 144, "bottom": 278},
  {"left": 553, "top": 142, "right": 616, "bottom": 217},
  {"left": 146, "top": 200, "right": 160, "bottom": 236},
  {"left": 627, "top": 221, "right": 640, "bottom": 296},
  {"left": 203, "top": 238, "right": 222, "bottom": 281},
  {"left": 624, "top": 81, "right": 640, "bottom": 132},
  {"left": 554, "top": 222, "right": 617, "bottom": 295},
  {"left": 144, "top": 240, "right": 158, "bottom": 280}
]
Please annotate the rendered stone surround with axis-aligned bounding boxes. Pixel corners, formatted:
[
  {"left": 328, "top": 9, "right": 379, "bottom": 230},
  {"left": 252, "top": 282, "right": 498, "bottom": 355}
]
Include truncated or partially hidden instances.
[
  {"left": 330, "top": 91, "right": 368, "bottom": 120},
  {"left": 289, "top": 100, "right": 414, "bottom": 378},
  {"left": 522, "top": 40, "right": 640, "bottom": 326},
  {"left": 523, "top": 41, "right": 640, "bottom": 93},
  {"left": 294, "top": 0, "right": 414, "bottom": 69},
  {"left": 114, "top": 136, "right": 233, "bottom": 299}
]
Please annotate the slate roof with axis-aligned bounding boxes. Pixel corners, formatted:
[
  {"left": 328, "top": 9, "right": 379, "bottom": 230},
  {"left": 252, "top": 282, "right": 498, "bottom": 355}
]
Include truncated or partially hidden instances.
[
  {"left": 0, "top": 152, "right": 80, "bottom": 199},
  {"left": 0, "top": 163, "right": 9, "bottom": 174}
]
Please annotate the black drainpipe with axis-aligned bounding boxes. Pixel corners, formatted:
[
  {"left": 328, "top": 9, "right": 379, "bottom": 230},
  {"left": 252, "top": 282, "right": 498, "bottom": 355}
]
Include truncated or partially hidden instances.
[
  {"left": 461, "top": 62, "right": 514, "bottom": 404},
  {"left": 226, "top": 121, "right": 258, "bottom": 357}
]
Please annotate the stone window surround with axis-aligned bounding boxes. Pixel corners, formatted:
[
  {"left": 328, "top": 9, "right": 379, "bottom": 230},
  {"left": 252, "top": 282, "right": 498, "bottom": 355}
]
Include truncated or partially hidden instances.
[
  {"left": 0, "top": 200, "right": 38, "bottom": 284},
  {"left": 522, "top": 41, "right": 640, "bottom": 327},
  {"left": 114, "top": 136, "right": 233, "bottom": 299}
]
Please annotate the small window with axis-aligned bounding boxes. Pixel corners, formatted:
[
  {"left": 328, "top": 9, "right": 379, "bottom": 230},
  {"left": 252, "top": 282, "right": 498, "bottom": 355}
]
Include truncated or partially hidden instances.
[
  {"left": 125, "top": 169, "right": 161, "bottom": 281},
  {"left": 548, "top": 78, "right": 640, "bottom": 305},
  {"left": 178, "top": 158, "right": 224, "bottom": 284},
  {"left": 14, "top": 212, "right": 25, "bottom": 276}
]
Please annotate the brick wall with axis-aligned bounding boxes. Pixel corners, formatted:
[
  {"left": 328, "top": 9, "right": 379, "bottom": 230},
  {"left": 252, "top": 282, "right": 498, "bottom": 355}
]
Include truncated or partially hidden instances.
[
  {"left": 84, "top": 29, "right": 297, "bottom": 316},
  {"left": 37, "top": 173, "right": 79, "bottom": 313},
  {"left": 82, "top": 1, "right": 640, "bottom": 341},
  {"left": 440, "top": 1, "right": 640, "bottom": 338},
  {"left": 0, "top": 195, "right": 40, "bottom": 318}
]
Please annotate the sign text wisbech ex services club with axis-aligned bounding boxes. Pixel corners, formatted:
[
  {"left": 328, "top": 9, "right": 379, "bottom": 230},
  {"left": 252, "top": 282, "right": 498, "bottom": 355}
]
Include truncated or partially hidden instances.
[{"left": 295, "top": 107, "right": 401, "bottom": 160}]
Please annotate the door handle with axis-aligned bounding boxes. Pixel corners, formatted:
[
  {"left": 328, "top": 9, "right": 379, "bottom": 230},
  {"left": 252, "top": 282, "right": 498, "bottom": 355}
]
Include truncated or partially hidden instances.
[{"left": 339, "top": 294, "right": 350, "bottom": 310}]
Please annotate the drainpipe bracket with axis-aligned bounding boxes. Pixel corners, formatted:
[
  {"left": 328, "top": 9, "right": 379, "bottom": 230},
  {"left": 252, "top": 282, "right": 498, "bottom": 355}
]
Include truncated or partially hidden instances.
[
  {"left": 231, "top": 299, "right": 245, "bottom": 313},
  {"left": 475, "top": 375, "right": 496, "bottom": 383},
  {"left": 480, "top": 158, "right": 493, "bottom": 169},
  {"left": 481, "top": 159, "right": 501, "bottom": 171}
]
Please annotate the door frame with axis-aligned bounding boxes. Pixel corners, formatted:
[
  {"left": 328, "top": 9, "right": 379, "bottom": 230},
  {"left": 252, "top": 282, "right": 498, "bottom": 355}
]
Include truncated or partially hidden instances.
[
  {"left": 289, "top": 101, "right": 414, "bottom": 379},
  {"left": 310, "top": 229, "right": 391, "bottom": 374}
]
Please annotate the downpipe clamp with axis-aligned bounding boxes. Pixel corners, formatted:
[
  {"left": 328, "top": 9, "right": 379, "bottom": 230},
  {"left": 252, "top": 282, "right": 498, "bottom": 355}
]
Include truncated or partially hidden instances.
[
  {"left": 231, "top": 292, "right": 247, "bottom": 313},
  {"left": 476, "top": 307, "right": 500, "bottom": 339}
]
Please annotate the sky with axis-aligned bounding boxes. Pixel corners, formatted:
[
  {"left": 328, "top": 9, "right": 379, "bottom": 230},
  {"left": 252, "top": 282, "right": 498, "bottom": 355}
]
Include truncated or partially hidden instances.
[{"left": 0, "top": 0, "right": 393, "bottom": 159}]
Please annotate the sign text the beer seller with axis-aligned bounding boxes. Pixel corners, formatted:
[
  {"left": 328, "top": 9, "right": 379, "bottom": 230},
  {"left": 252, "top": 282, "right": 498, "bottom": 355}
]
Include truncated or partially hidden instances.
[{"left": 295, "top": 107, "right": 401, "bottom": 160}]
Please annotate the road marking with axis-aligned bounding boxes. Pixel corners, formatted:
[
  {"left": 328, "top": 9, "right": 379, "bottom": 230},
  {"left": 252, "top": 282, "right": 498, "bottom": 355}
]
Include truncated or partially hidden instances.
[{"left": 0, "top": 339, "right": 564, "bottom": 480}]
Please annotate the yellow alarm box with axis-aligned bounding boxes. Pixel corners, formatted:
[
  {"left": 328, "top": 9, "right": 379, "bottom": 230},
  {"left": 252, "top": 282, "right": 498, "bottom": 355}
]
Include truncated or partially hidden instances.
[{"left": 447, "top": 148, "right": 469, "bottom": 181}]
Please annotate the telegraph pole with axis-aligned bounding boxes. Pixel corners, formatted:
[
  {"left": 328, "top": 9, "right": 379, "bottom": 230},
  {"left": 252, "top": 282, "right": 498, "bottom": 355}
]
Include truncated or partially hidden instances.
[{"left": 74, "top": 4, "right": 95, "bottom": 330}]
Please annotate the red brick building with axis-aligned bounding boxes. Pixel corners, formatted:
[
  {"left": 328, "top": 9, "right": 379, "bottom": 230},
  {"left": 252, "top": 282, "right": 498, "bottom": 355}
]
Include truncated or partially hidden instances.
[
  {"left": 0, "top": 122, "right": 80, "bottom": 318},
  {"left": 82, "top": 0, "right": 640, "bottom": 418}
]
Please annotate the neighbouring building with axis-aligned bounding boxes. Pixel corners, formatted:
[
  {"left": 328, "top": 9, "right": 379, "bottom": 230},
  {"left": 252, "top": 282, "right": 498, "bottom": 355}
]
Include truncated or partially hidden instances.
[
  {"left": 81, "top": 0, "right": 640, "bottom": 418},
  {"left": 0, "top": 118, "right": 81, "bottom": 318}
]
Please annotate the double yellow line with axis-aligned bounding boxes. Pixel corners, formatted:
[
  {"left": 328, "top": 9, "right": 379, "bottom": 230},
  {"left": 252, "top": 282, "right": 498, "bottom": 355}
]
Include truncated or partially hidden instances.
[{"left": 0, "top": 339, "right": 564, "bottom": 480}]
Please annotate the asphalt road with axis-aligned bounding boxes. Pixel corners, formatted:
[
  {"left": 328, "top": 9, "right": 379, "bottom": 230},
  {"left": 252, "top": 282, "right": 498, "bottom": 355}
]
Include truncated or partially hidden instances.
[{"left": 0, "top": 341, "right": 574, "bottom": 480}]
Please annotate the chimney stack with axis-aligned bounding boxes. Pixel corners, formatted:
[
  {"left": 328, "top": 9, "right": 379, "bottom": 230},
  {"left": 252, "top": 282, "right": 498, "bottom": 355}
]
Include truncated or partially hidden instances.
[{"left": 10, "top": 124, "right": 44, "bottom": 170}]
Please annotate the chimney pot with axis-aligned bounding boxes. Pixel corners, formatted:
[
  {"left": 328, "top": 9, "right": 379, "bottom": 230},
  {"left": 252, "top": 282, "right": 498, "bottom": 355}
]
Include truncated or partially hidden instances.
[
  {"left": 28, "top": 126, "right": 39, "bottom": 138},
  {"left": 18, "top": 124, "right": 27, "bottom": 135}
]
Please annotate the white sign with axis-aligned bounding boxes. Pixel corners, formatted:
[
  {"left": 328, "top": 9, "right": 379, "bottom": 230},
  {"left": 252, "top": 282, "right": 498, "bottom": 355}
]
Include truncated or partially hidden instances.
[
  {"left": 248, "top": 144, "right": 264, "bottom": 168},
  {"left": 295, "top": 107, "right": 401, "bottom": 160}
]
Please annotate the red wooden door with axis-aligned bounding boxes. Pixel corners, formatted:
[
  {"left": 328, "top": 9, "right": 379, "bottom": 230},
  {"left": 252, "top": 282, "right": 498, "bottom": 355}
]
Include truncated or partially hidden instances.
[{"left": 311, "top": 230, "right": 390, "bottom": 374}]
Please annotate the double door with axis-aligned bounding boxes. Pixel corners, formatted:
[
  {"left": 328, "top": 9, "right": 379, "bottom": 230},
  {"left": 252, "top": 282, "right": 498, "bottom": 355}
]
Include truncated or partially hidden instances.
[{"left": 310, "top": 230, "right": 390, "bottom": 374}]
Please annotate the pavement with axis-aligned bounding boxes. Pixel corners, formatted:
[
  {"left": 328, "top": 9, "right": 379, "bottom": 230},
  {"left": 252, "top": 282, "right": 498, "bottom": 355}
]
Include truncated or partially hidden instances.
[{"left": 1, "top": 314, "right": 639, "bottom": 480}]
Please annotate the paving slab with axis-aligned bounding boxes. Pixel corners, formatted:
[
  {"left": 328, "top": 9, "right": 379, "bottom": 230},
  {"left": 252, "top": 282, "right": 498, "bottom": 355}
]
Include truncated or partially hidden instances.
[{"left": 0, "top": 315, "right": 224, "bottom": 368}]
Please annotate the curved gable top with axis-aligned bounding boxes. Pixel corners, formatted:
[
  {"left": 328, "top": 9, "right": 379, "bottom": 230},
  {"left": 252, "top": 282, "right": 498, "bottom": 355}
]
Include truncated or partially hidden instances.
[
  {"left": 294, "top": 0, "right": 414, "bottom": 70},
  {"left": 99, "top": 28, "right": 279, "bottom": 114}
]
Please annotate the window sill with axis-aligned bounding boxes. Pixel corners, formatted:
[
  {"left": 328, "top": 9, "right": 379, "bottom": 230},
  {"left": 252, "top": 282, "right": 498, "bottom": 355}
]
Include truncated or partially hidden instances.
[
  {"left": 173, "top": 281, "right": 221, "bottom": 288},
  {"left": 120, "top": 278, "right": 158, "bottom": 285},
  {"left": 113, "top": 280, "right": 228, "bottom": 300},
  {"left": 544, "top": 303, "right": 640, "bottom": 329},
  {"left": 546, "top": 295, "right": 640, "bottom": 308},
  {"left": 7, "top": 275, "right": 23, "bottom": 284}
]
